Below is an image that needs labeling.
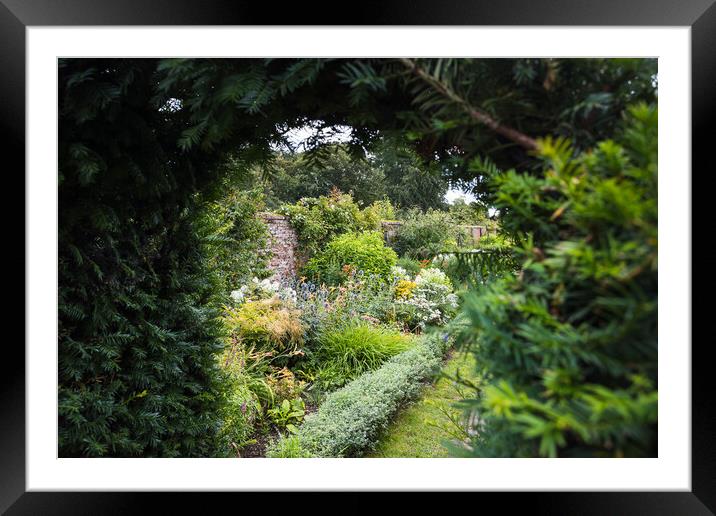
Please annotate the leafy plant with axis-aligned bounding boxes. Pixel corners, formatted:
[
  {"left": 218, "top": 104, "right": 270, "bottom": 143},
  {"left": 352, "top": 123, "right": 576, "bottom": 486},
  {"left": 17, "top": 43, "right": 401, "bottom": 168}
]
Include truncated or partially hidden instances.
[
  {"left": 223, "top": 298, "right": 304, "bottom": 366},
  {"left": 454, "top": 104, "right": 658, "bottom": 458},
  {"left": 267, "top": 398, "right": 306, "bottom": 433},
  {"left": 302, "top": 231, "right": 398, "bottom": 285},
  {"left": 278, "top": 189, "right": 371, "bottom": 258}
]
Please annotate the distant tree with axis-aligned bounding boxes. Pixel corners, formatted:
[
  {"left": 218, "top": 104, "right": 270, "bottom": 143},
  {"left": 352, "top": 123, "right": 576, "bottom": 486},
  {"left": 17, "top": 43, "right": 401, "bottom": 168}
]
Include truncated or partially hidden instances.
[
  {"left": 372, "top": 140, "right": 448, "bottom": 211},
  {"left": 262, "top": 145, "right": 387, "bottom": 208},
  {"left": 447, "top": 197, "right": 490, "bottom": 225},
  {"left": 261, "top": 142, "right": 449, "bottom": 211}
]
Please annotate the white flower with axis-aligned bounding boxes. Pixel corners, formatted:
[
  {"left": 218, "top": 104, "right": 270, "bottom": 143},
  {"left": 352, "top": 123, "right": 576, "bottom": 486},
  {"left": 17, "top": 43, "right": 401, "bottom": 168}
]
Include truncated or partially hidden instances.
[{"left": 390, "top": 265, "right": 411, "bottom": 281}]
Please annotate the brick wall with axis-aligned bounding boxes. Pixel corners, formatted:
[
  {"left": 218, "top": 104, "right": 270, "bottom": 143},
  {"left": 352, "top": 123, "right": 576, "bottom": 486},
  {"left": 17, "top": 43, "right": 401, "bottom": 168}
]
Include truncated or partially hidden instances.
[
  {"left": 260, "top": 213, "right": 298, "bottom": 284},
  {"left": 260, "top": 216, "right": 491, "bottom": 283}
]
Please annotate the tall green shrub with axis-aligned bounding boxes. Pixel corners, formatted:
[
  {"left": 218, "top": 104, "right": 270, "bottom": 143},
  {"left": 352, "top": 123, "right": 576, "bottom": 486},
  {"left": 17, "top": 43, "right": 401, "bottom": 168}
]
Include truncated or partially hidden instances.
[
  {"left": 392, "top": 209, "right": 459, "bottom": 259},
  {"left": 456, "top": 104, "right": 658, "bottom": 458},
  {"left": 198, "top": 185, "right": 270, "bottom": 295},
  {"left": 58, "top": 60, "right": 231, "bottom": 456}
]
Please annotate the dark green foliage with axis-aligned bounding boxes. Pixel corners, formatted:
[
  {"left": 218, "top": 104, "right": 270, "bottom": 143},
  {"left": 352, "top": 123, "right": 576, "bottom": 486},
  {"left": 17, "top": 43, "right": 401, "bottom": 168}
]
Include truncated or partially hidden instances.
[
  {"left": 261, "top": 145, "right": 387, "bottom": 208},
  {"left": 302, "top": 231, "right": 398, "bottom": 285},
  {"left": 197, "top": 184, "right": 270, "bottom": 295},
  {"left": 455, "top": 105, "right": 658, "bottom": 457},
  {"left": 58, "top": 59, "right": 233, "bottom": 457}
]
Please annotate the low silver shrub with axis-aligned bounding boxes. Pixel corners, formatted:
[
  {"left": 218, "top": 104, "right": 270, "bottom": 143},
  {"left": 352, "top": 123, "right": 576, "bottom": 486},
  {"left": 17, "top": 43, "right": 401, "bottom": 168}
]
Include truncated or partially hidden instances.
[{"left": 267, "top": 333, "right": 450, "bottom": 457}]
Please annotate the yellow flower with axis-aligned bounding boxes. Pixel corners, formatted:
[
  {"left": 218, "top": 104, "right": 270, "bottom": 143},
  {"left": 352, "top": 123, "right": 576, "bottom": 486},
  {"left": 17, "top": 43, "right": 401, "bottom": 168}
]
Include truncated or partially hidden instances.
[{"left": 394, "top": 279, "right": 417, "bottom": 299}]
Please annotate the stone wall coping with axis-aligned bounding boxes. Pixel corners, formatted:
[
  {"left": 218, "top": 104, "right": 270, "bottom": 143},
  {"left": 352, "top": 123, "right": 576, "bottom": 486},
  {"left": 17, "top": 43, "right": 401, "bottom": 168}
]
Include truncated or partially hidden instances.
[
  {"left": 380, "top": 220, "right": 487, "bottom": 230},
  {"left": 259, "top": 212, "right": 289, "bottom": 221}
]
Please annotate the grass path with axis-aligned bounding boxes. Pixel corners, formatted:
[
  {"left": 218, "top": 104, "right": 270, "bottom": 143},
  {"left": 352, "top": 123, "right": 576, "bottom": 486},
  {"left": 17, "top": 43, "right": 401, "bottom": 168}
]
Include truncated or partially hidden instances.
[{"left": 367, "top": 349, "right": 479, "bottom": 458}]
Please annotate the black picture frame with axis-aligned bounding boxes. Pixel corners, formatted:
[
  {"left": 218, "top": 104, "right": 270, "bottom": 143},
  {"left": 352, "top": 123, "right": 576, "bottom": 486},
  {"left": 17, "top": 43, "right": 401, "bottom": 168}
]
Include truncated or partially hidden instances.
[{"left": 2, "top": 1, "right": 711, "bottom": 513}]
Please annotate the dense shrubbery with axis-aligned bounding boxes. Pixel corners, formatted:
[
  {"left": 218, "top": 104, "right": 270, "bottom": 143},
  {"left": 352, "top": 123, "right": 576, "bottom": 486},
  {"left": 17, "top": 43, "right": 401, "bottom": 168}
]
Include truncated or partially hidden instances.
[
  {"left": 393, "top": 268, "right": 459, "bottom": 331},
  {"left": 302, "top": 231, "right": 398, "bottom": 285},
  {"left": 198, "top": 186, "right": 270, "bottom": 296},
  {"left": 392, "top": 208, "right": 459, "bottom": 259},
  {"left": 58, "top": 60, "right": 230, "bottom": 457},
  {"left": 267, "top": 333, "right": 450, "bottom": 457},
  {"left": 455, "top": 105, "right": 658, "bottom": 458},
  {"left": 277, "top": 190, "right": 377, "bottom": 258}
]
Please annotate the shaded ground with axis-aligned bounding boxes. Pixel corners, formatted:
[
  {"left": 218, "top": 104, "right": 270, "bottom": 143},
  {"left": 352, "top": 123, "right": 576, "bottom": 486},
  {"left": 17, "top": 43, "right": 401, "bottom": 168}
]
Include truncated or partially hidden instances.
[{"left": 367, "top": 350, "right": 480, "bottom": 458}]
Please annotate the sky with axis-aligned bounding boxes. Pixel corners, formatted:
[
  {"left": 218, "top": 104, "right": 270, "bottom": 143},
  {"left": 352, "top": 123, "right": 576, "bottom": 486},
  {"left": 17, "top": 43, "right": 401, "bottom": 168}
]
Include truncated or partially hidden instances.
[{"left": 280, "top": 124, "right": 477, "bottom": 205}]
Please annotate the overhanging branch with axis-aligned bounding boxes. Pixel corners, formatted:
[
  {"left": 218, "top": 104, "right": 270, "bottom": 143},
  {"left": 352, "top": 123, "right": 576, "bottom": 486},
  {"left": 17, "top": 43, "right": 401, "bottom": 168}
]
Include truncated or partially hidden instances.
[{"left": 399, "top": 58, "right": 538, "bottom": 151}]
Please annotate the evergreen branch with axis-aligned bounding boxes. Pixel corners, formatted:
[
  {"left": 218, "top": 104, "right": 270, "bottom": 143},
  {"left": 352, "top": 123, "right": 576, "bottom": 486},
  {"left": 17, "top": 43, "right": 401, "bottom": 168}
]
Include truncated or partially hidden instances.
[{"left": 399, "top": 58, "right": 538, "bottom": 151}]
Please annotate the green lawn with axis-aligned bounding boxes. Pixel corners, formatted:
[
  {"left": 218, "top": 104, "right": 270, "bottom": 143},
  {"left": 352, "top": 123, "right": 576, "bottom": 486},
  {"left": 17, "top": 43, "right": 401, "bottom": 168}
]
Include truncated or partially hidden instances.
[{"left": 367, "top": 349, "right": 480, "bottom": 458}]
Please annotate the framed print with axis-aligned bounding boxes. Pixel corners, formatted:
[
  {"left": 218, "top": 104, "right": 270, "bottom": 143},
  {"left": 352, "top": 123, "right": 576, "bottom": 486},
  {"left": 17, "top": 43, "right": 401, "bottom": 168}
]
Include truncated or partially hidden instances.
[{"left": 2, "top": 0, "right": 712, "bottom": 513}]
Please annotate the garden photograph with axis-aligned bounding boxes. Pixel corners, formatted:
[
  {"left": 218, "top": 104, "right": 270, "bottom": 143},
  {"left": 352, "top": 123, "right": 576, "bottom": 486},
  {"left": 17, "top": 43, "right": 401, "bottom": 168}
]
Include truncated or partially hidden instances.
[{"left": 58, "top": 57, "right": 658, "bottom": 459}]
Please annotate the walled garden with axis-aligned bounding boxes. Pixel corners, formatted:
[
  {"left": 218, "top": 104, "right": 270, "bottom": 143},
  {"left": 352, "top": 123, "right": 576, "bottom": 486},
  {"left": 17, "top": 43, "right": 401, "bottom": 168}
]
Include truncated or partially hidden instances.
[{"left": 58, "top": 58, "right": 658, "bottom": 459}]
